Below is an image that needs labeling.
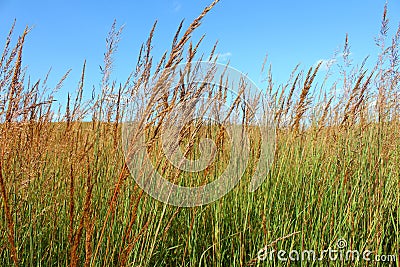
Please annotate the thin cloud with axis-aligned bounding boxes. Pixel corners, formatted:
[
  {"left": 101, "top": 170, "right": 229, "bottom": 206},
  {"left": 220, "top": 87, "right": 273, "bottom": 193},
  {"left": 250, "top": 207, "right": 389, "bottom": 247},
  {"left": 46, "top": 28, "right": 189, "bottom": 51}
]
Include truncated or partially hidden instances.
[
  {"left": 316, "top": 58, "right": 337, "bottom": 71},
  {"left": 213, "top": 52, "right": 232, "bottom": 62}
]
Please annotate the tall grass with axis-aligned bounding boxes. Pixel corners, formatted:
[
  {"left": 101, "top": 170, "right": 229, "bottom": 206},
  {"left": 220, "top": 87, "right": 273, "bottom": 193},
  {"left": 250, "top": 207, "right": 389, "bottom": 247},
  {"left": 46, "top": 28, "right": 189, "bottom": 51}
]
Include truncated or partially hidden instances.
[{"left": 0, "top": 1, "right": 399, "bottom": 266}]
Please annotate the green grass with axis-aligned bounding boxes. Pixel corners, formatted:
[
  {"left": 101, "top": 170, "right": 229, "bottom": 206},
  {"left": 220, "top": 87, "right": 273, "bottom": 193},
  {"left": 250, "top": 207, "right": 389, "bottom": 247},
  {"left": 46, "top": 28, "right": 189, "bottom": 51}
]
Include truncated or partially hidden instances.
[
  {"left": 1, "top": 1, "right": 399, "bottom": 266},
  {"left": 0, "top": 123, "right": 398, "bottom": 266}
]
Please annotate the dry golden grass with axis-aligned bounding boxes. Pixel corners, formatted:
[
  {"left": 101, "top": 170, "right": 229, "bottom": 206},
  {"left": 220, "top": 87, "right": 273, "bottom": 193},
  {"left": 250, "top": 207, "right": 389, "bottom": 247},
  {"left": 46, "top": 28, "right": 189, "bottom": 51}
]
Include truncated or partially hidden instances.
[{"left": 0, "top": 2, "right": 399, "bottom": 266}]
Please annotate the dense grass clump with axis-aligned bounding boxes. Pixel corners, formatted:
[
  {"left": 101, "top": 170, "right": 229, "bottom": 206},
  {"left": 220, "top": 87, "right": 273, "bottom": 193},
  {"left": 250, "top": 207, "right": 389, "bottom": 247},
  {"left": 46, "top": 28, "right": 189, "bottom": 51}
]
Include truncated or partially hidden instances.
[{"left": 0, "top": 1, "right": 399, "bottom": 266}]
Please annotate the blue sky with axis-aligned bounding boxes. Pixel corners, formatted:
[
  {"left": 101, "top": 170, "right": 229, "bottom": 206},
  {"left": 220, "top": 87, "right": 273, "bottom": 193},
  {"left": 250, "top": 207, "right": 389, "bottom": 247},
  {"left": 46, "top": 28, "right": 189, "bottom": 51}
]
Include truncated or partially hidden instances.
[{"left": 1, "top": 0, "right": 399, "bottom": 102}]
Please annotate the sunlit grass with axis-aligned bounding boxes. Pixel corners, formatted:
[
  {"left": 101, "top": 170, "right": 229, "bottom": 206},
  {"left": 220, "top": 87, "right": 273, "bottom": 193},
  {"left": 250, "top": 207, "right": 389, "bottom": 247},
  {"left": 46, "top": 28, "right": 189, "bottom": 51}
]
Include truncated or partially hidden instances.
[{"left": 0, "top": 1, "right": 399, "bottom": 266}]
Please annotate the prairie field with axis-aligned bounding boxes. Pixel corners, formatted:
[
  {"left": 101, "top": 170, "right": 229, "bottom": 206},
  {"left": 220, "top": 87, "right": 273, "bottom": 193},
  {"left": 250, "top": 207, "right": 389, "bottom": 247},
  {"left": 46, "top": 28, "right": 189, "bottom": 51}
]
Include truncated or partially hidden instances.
[{"left": 0, "top": 1, "right": 399, "bottom": 266}]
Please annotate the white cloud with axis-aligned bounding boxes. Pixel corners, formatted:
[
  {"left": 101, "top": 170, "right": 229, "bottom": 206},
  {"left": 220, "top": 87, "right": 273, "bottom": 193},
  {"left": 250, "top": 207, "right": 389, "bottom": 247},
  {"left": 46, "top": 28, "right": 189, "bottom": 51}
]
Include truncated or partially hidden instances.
[
  {"left": 213, "top": 52, "right": 232, "bottom": 63},
  {"left": 316, "top": 58, "right": 337, "bottom": 71}
]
